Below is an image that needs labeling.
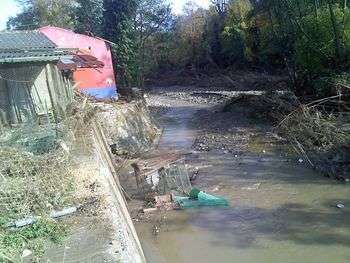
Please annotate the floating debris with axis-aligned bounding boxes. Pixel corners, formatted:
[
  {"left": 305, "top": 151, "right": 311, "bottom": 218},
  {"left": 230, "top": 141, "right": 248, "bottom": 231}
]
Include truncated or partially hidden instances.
[
  {"left": 336, "top": 204, "right": 345, "bottom": 209},
  {"left": 174, "top": 188, "right": 229, "bottom": 209}
]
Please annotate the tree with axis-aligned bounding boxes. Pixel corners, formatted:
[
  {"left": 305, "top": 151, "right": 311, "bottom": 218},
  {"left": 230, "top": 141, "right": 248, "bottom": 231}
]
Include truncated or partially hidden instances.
[
  {"left": 178, "top": 2, "right": 207, "bottom": 69},
  {"left": 7, "top": 0, "right": 77, "bottom": 30},
  {"left": 135, "top": 0, "right": 173, "bottom": 88},
  {"left": 75, "top": 0, "right": 103, "bottom": 36},
  {"left": 102, "top": 0, "right": 139, "bottom": 92},
  {"left": 102, "top": 0, "right": 173, "bottom": 91},
  {"left": 211, "top": 0, "right": 229, "bottom": 17}
]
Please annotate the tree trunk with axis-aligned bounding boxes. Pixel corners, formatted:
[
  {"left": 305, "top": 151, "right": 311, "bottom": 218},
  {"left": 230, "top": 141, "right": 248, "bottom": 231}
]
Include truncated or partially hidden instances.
[
  {"left": 139, "top": 11, "right": 145, "bottom": 94},
  {"left": 314, "top": 0, "right": 318, "bottom": 20},
  {"left": 327, "top": 0, "right": 341, "bottom": 60}
]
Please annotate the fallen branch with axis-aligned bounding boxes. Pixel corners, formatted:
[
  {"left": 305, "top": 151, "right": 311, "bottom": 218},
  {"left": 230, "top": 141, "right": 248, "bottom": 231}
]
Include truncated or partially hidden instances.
[{"left": 293, "top": 138, "right": 315, "bottom": 168}]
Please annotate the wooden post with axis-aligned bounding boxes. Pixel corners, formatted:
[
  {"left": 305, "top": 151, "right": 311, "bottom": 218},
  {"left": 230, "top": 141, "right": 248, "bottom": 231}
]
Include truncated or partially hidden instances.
[
  {"left": 5, "top": 79, "right": 19, "bottom": 125},
  {"left": 44, "top": 64, "right": 59, "bottom": 125}
]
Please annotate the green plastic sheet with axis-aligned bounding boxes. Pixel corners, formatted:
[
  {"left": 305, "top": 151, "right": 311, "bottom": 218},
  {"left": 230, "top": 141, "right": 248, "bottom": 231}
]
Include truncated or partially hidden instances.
[{"left": 174, "top": 191, "right": 229, "bottom": 209}]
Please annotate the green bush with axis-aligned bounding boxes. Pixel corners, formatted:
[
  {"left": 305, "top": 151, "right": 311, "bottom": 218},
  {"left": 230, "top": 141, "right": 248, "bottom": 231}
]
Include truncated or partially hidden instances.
[
  {"left": 296, "top": 6, "right": 350, "bottom": 73},
  {"left": 0, "top": 219, "right": 68, "bottom": 262}
]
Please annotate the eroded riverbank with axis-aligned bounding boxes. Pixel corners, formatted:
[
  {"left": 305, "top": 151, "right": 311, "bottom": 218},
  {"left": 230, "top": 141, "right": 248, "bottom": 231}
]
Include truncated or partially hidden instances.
[{"left": 138, "top": 88, "right": 350, "bottom": 263}]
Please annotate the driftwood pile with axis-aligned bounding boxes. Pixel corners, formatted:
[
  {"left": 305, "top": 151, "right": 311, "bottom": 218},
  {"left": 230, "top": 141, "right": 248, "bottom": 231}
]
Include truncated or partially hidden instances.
[
  {"left": 224, "top": 91, "right": 350, "bottom": 179},
  {"left": 277, "top": 102, "right": 350, "bottom": 179},
  {"left": 223, "top": 91, "right": 300, "bottom": 122}
]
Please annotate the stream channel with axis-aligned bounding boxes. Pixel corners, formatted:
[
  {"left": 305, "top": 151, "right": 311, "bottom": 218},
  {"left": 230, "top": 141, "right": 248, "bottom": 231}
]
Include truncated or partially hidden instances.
[{"left": 136, "top": 96, "right": 350, "bottom": 263}]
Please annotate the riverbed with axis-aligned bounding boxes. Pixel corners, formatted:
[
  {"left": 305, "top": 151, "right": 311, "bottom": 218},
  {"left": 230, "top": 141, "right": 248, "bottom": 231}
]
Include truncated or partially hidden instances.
[{"left": 138, "top": 90, "right": 350, "bottom": 263}]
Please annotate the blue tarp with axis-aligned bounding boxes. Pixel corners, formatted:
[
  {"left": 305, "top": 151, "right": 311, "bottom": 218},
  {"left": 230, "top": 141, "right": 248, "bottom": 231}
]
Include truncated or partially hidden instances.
[{"left": 80, "top": 86, "right": 118, "bottom": 99}]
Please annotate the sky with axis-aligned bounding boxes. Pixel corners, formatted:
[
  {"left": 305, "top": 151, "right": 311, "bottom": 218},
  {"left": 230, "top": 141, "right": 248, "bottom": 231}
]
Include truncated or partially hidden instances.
[
  {"left": 171, "top": 0, "right": 211, "bottom": 14},
  {"left": 0, "top": 0, "right": 211, "bottom": 30},
  {"left": 0, "top": 0, "right": 21, "bottom": 30}
]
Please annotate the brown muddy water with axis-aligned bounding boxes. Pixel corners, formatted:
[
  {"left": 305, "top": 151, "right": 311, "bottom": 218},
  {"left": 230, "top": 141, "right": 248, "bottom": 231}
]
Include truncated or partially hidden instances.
[{"left": 136, "top": 99, "right": 350, "bottom": 263}]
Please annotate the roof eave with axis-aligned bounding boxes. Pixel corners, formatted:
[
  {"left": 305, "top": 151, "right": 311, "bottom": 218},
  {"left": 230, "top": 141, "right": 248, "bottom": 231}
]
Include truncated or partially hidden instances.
[{"left": 0, "top": 55, "right": 74, "bottom": 64}]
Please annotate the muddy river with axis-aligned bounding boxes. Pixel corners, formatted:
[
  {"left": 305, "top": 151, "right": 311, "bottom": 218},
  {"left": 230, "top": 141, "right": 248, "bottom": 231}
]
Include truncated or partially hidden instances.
[{"left": 136, "top": 98, "right": 350, "bottom": 263}]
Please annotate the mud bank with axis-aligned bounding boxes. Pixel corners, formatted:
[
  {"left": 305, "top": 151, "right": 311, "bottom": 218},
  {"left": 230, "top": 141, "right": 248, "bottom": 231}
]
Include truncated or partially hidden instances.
[{"left": 97, "top": 101, "right": 161, "bottom": 157}]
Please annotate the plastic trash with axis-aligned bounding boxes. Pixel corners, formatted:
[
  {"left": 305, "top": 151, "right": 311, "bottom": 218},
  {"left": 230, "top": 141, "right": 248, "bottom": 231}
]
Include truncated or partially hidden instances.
[
  {"left": 174, "top": 189, "right": 229, "bottom": 209},
  {"left": 22, "top": 249, "right": 32, "bottom": 258},
  {"left": 189, "top": 188, "right": 201, "bottom": 199}
]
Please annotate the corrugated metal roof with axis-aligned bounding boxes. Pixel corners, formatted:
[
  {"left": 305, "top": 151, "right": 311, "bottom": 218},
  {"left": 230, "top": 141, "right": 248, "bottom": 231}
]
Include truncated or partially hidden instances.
[
  {"left": 0, "top": 30, "right": 56, "bottom": 50},
  {"left": 0, "top": 51, "right": 73, "bottom": 63},
  {"left": 0, "top": 31, "right": 71, "bottom": 63}
]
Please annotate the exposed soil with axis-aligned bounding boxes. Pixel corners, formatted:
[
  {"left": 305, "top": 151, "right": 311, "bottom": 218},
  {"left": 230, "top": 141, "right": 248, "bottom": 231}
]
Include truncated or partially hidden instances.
[
  {"left": 146, "top": 79, "right": 296, "bottom": 161},
  {"left": 146, "top": 69, "right": 288, "bottom": 91}
]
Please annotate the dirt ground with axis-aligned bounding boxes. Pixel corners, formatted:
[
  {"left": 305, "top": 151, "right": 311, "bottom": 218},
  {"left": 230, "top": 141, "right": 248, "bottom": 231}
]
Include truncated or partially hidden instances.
[{"left": 145, "top": 77, "right": 294, "bottom": 163}]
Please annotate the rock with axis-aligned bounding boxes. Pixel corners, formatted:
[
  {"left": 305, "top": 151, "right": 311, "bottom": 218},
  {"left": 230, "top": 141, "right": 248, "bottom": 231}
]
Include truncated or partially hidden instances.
[
  {"left": 212, "top": 186, "right": 220, "bottom": 192},
  {"left": 152, "top": 225, "right": 160, "bottom": 236},
  {"left": 190, "top": 170, "right": 199, "bottom": 181},
  {"left": 59, "top": 140, "right": 70, "bottom": 154}
]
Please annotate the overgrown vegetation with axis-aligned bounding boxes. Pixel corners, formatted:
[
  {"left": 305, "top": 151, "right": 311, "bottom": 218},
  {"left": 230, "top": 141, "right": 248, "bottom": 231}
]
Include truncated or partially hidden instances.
[
  {"left": 225, "top": 91, "right": 350, "bottom": 178},
  {"left": 278, "top": 104, "right": 350, "bottom": 178},
  {"left": 0, "top": 88, "right": 103, "bottom": 261},
  {"left": 0, "top": 219, "right": 68, "bottom": 262},
  {"left": 0, "top": 148, "right": 73, "bottom": 261},
  {"left": 0, "top": 148, "right": 73, "bottom": 220}
]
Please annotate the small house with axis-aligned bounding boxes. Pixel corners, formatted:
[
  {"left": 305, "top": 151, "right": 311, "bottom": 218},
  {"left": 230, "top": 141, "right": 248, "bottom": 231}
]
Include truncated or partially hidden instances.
[
  {"left": 0, "top": 30, "right": 74, "bottom": 126},
  {"left": 40, "top": 26, "right": 117, "bottom": 99}
]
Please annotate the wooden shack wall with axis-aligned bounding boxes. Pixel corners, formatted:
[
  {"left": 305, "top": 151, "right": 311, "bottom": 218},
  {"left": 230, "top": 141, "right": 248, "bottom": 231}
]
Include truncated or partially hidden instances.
[{"left": 0, "top": 63, "right": 73, "bottom": 126}]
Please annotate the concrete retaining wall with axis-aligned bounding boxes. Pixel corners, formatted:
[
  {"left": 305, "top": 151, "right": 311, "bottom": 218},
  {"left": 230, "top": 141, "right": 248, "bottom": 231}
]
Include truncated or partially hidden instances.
[{"left": 92, "top": 120, "right": 147, "bottom": 262}]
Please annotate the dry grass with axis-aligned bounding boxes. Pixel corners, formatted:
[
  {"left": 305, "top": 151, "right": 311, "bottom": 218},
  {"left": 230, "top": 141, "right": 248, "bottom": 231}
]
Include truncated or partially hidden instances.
[
  {"left": 278, "top": 107, "right": 349, "bottom": 151},
  {"left": 277, "top": 104, "right": 350, "bottom": 177},
  {"left": 224, "top": 91, "right": 349, "bottom": 177},
  {"left": 0, "top": 148, "right": 74, "bottom": 222},
  {"left": 0, "top": 147, "right": 74, "bottom": 261}
]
